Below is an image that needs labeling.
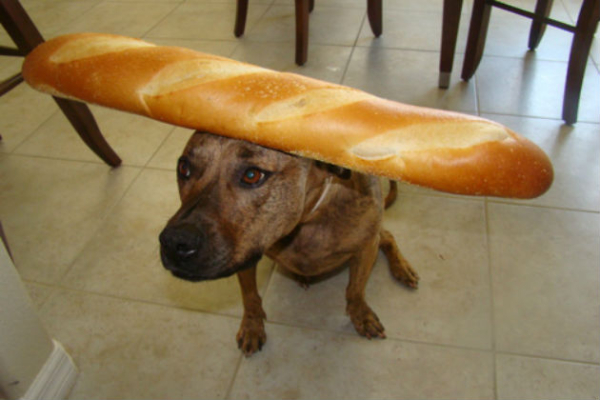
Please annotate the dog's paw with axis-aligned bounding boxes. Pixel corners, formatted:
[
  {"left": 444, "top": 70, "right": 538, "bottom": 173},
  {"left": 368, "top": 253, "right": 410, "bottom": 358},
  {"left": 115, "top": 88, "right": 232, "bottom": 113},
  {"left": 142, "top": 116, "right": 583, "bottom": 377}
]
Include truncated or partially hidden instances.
[
  {"left": 347, "top": 302, "right": 386, "bottom": 339},
  {"left": 391, "top": 259, "right": 420, "bottom": 289},
  {"left": 236, "top": 316, "right": 267, "bottom": 357}
]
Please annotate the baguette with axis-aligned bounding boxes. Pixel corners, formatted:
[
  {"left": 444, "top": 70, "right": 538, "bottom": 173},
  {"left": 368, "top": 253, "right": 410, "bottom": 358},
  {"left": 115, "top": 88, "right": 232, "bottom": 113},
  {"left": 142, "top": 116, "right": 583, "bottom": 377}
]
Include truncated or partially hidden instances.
[{"left": 22, "top": 33, "right": 553, "bottom": 198}]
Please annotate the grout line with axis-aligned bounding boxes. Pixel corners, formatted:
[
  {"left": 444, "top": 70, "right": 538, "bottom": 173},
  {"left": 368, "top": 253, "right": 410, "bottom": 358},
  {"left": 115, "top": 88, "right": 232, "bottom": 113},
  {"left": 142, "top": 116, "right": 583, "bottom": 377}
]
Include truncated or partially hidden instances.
[
  {"left": 2, "top": 151, "right": 114, "bottom": 167},
  {"left": 9, "top": 108, "right": 62, "bottom": 156},
  {"left": 473, "top": 63, "right": 482, "bottom": 116},
  {"left": 242, "top": 0, "right": 278, "bottom": 38},
  {"left": 225, "top": 261, "right": 276, "bottom": 398},
  {"left": 398, "top": 184, "right": 599, "bottom": 217},
  {"left": 3, "top": 151, "right": 154, "bottom": 170},
  {"left": 484, "top": 199, "right": 499, "bottom": 400},
  {"left": 144, "top": 164, "right": 179, "bottom": 172},
  {"left": 21, "top": 279, "right": 59, "bottom": 311},
  {"left": 31, "top": 279, "right": 600, "bottom": 368},
  {"left": 485, "top": 198, "right": 600, "bottom": 215},
  {"left": 260, "top": 259, "right": 278, "bottom": 300},
  {"left": 3, "top": 3, "right": 599, "bottom": 399},
  {"left": 141, "top": 124, "right": 178, "bottom": 169},
  {"left": 495, "top": 350, "right": 600, "bottom": 367},
  {"left": 339, "top": 12, "right": 367, "bottom": 85},
  {"left": 54, "top": 166, "right": 146, "bottom": 284},
  {"left": 224, "top": 354, "right": 245, "bottom": 400},
  {"left": 47, "top": 266, "right": 497, "bottom": 355},
  {"left": 262, "top": 316, "right": 497, "bottom": 354},
  {"left": 50, "top": 281, "right": 245, "bottom": 323},
  {"left": 139, "top": 0, "right": 183, "bottom": 39},
  {"left": 482, "top": 110, "right": 600, "bottom": 125}
]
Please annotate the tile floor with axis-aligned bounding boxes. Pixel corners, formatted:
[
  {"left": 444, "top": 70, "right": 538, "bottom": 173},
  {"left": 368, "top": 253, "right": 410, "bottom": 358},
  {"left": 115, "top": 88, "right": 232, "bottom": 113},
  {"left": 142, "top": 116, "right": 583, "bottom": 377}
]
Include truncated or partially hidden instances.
[{"left": 1, "top": 0, "right": 599, "bottom": 399}]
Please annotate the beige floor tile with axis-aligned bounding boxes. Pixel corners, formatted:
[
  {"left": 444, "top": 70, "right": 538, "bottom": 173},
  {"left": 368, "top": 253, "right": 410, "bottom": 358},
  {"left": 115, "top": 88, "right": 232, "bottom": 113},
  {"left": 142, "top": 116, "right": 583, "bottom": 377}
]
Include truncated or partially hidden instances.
[
  {"left": 476, "top": 56, "right": 600, "bottom": 123},
  {"left": 395, "top": 178, "right": 486, "bottom": 200},
  {"left": 488, "top": 203, "right": 600, "bottom": 363},
  {"left": 14, "top": 106, "right": 175, "bottom": 167},
  {"left": 114, "top": 0, "right": 183, "bottom": 2},
  {"left": 144, "top": 38, "right": 239, "bottom": 58},
  {"left": 379, "top": 0, "right": 447, "bottom": 12},
  {"left": 0, "top": 52, "right": 21, "bottom": 74},
  {"left": 272, "top": 0, "right": 450, "bottom": 11},
  {"left": 0, "top": 156, "right": 140, "bottom": 283},
  {"left": 274, "top": 0, "right": 365, "bottom": 7},
  {"left": 245, "top": 5, "right": 365, "bottom": 46},
  {"left": 263, "top": 266, "right": 357, "bottom": 335},
  {"left": 184, "top": 0, "right": 271, "bottom": 3},
  {"left": 344, "top": 47, "right": 477, "bottom": 113},
  {"left": 378, "top": 194, "right": 492, "bottom": 348},
  {"left": 0, "top": 84, "right": 57, "bottom": 153},
  {"left": 18, "top": 0, "right": 100, "bottom": 38},
  {"left": 230, "top": 41, "right": 353, "bottom": 83},
  {"left": 40, "top": 289, "right": 242, "bottom": 400},
  {"left": 61, "top": 168, "right": 274, "bottom": 316},
  {"left": 496, "top": 354, "right": 600, "bottom": 400},
  {"left": 482, "top": 0, "right": 574, "bottom": 62},
  {"left": 483, "top": 115, "right": 600, "bottom": 212},
  {"left": 263, "top": 194, "right": 493, "bottom": 350},
  {"left": 147, "top": 127, "right": 195, "bottom": 170},
  {"left": 54, "top": 1, "right": 179, "bottom": 38},
  {"left": 2, "top": 2, "right": 599, "bottom": 399},
  {"left": 24, "top": 282, "right": 55, "bottom": 310},
  {"left": 146, "top": 3, "right": 270, "bottom": 41},
  {"left": 356, "top": 9, "right": 468, "bottom": 52},
  {"left": 229, "top": 324, "right": 494, "bottom": 399}
]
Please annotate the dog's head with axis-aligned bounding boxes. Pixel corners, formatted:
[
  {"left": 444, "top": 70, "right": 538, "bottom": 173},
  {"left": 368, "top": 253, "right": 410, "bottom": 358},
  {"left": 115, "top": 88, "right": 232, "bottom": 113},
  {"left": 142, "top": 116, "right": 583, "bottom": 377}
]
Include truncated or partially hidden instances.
[{"left": 159, "top": 131, "right": 313, "bottom": 281}]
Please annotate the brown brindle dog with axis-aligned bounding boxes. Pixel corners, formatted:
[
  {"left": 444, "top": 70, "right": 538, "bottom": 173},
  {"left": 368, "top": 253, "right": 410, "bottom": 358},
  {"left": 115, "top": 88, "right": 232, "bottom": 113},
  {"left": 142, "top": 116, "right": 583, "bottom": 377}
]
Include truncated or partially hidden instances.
[{"left": 159, "top": 131, "right": 419, "bottom": 356}]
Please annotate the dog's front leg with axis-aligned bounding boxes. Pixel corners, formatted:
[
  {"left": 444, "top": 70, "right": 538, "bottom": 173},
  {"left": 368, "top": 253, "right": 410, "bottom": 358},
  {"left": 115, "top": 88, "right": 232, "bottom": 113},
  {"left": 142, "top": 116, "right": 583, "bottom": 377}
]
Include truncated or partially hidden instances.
[
  {"left": 346, "top": 238, "right": 386, "bottom": 339},
  {"left": 236, "top": 266, "right": 267, "bottom": 356}
]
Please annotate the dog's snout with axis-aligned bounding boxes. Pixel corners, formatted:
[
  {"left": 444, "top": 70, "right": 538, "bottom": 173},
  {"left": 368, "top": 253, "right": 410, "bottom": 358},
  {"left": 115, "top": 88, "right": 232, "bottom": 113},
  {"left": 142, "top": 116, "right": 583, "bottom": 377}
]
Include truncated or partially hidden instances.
[{"left": 159, "top": 224, "right": 202, "bottom": 259}]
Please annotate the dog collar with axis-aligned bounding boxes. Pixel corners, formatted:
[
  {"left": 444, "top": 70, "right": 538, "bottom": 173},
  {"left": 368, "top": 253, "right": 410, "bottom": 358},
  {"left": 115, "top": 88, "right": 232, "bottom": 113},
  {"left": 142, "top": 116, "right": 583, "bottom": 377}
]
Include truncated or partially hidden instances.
[{"left": 306, "top": 176, "right": 334, "bottom": 218}]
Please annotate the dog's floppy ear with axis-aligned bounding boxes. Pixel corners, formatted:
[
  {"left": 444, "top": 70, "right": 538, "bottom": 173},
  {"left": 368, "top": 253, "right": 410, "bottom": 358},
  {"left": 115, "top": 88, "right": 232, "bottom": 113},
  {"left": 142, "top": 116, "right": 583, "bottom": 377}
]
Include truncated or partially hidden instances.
[{"left": 315, "top": 161, "right": 352, "bottom": 180}]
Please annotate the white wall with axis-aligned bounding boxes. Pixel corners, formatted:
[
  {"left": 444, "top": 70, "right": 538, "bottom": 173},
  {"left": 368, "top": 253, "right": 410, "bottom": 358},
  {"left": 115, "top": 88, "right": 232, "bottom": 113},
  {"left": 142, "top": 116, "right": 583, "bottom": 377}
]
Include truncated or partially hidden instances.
[{"left": 0, "top": 237, "right": 55, "bottom": 399}]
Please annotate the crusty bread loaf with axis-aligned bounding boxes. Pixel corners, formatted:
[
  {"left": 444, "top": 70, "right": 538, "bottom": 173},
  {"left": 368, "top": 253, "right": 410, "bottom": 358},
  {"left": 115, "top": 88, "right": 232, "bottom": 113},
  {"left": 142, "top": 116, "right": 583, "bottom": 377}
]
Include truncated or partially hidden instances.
[{"left": 22, "top": 33, "right": 553, "bottom": 198}]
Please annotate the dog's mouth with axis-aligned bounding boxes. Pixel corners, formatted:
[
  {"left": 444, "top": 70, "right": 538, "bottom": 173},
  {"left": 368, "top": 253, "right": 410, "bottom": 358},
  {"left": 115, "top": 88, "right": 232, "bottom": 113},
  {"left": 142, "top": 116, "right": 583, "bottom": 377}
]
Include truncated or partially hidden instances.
[
  {"left": 161, "top": 249, "right": 262, "bottom": 282},
  {"left": 169, "top": 269, "right": 206, "bottom": 282}
]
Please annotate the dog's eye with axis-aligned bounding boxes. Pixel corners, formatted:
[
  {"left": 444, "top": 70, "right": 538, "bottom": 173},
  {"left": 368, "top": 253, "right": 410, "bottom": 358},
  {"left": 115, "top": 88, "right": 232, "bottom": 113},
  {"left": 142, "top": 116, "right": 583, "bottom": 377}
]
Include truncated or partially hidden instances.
[
  {"left": 240, "top": 167, "right": 269, "bottom": 188},
  {"left": 177, "top": 157, "right": 191, "bottom": 180}
]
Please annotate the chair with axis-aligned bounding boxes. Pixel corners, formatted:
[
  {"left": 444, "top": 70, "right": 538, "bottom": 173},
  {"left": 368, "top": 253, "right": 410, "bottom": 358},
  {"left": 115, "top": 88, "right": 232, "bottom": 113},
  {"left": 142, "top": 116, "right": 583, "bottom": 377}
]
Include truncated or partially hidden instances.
[
  {"left": 438, "top": 0, "right": 599, "bottom": 125},
  {"left": 234, "top": 0, "right": 382, "bottom": 65},
  {"left": 0, "top": 0, "right": 121, "bottom": 166}
]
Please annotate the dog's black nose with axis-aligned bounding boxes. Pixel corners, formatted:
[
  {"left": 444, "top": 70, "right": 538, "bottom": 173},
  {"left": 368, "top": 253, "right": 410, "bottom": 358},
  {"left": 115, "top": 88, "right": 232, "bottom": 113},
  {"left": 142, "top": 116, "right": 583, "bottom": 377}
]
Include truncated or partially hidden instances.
[{"left": 159, "top": 224, "right": 202, "bottom": 260}]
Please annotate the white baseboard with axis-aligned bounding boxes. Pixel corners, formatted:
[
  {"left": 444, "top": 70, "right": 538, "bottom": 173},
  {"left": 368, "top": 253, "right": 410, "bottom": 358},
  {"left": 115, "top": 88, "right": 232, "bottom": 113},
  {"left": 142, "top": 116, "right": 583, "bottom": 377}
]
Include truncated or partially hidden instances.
[{"left": 22, "top": 340, "right": 78, "bottom": 400}]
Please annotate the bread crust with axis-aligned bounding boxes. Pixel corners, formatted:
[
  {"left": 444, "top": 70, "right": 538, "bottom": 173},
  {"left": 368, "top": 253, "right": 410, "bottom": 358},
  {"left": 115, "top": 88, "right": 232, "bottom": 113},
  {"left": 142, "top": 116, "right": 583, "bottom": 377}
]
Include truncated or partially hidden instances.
[{"left": 22, "top": 33, "right": 553, "bottom": 198}]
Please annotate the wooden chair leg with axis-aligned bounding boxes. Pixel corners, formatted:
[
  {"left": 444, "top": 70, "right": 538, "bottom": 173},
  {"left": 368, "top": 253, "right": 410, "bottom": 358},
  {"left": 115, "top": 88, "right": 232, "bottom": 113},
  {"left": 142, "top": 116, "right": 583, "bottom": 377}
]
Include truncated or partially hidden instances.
[
  {"left": 54, "top": 98, "right": 121, "bottom": 167},
  {"left": 367, "top": 0, "right": 382, "bottom": 37},
  {"left": 0, "top": 220, "right": 14, "bottom": 261},
  {"left": 562, "top": 0, "right": 599, "bottom": 125},
  {"left": 0, "top": 73, "right": 24, "bottom": 96},
  {"left": 309, "top": 0, "right": 315, "bottom": 13},
  {"left": 295, "top": 0, "right": 309, "bottom": 66},
  {"left": 0, "top": 0, "right": 43, "bottom": 53},
  {"left": 528, "top": 0, "right": 554, "bottom": 50},
  {"left": 461, "top": 0, "right": 492, "bottom": 81},
  {"left": 234, "top": 0, "right": 249, "bottom": 37},
  {"left": 0, "top": 0, "right": 121, "bottom": 166},
  {"left": 439, "top": 0, "right": 464, "bottom": 88}
]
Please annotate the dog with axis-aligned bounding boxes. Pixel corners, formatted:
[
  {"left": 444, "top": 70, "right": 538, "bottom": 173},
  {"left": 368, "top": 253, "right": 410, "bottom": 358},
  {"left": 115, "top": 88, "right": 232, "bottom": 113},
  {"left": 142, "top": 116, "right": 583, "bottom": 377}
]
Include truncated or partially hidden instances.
[{"left": 159, "top": 131, "right": 419, "bottom": 356}]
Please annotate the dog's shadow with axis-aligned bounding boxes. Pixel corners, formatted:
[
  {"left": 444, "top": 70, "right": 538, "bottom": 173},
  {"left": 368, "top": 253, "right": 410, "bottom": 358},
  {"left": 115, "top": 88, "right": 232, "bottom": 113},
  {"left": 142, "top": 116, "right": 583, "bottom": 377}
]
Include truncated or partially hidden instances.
[
  {"left": 160, "top": 257, "right": 274, "bottom": 315},
  {"left": 275, "top": 264, "right": 348, "bottom": 290}
]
